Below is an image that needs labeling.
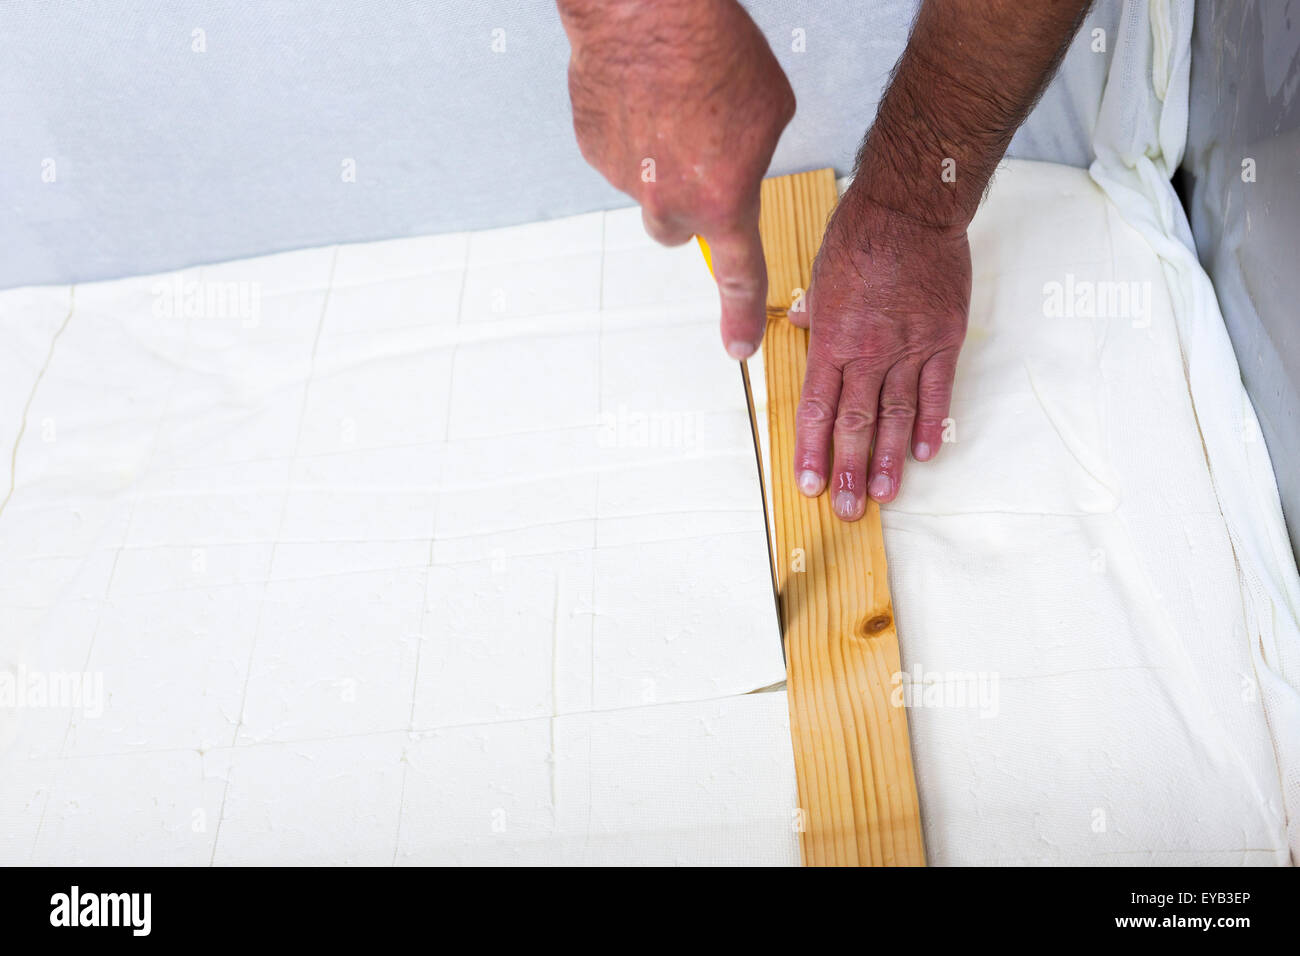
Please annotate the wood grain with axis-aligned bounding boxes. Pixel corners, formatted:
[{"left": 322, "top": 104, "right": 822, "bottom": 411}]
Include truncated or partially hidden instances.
[{"left": 758, "top": 168, "right": 926, "bottom": 867}]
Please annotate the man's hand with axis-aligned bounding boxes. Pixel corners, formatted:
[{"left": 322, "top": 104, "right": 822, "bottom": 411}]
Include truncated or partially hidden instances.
[
  {"left": 558, "top": 0, "right": 795, "bottom": 359},
  {"left": 792, "top": 191, "right": 970, "bottom": 519},
  {"left": 793, "top": 0, "right": 1092, "bottom": 518}
]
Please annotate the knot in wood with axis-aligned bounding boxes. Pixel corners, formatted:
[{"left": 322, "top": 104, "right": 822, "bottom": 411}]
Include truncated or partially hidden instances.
[{"left": 859, "top": 613, "right": 892, "bottom": 637}]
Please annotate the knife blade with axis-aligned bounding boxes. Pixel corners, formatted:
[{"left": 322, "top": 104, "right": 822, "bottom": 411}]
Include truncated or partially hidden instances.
[{"left": 697, "top": 236, "right": 784, "bottom": 646}]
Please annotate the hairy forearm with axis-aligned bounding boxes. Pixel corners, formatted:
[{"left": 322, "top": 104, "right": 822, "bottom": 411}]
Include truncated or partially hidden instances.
[
  {"left": 558, "top": 0, "right": 724, "bottom": 48},
  {"left": 556, "top": 0, "right": 646, "bottom": 33},
  {"left": 855, "top": 0, "right": 1094, "bottom": 229},
  {"left": 557, "top": 0, "right": 770, "bottom": 107}
]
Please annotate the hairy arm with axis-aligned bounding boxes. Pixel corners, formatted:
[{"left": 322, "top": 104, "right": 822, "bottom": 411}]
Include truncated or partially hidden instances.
[
  {"left": 795, "top": 0, "right": 1094, "bottom": 519},
  {"left": 859, "top": 0, "right": 1094, "bottom": 227}
]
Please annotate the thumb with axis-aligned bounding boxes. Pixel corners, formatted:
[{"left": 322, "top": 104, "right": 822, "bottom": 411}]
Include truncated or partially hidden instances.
[{"left": 704, "top": 212, "right": 768, "bottom": 360}]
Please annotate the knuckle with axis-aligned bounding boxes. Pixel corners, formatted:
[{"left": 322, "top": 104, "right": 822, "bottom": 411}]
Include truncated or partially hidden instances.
[
  {"left": 878, "top": 394, "right": 917, "bottom": 420},
  {"left": 715, "top": 271, "right": 763, "bottom": 298},
  {"left": 833, "top": 410, "right": 876, "bottom": 435},
  {"left": 694, "top": 184, "right": 745, "bottom": 226},
  {"left": 641, "top": 193, "right": 669, "bottom": 225},
  {"left": 796, "top": 395, "right": 837, "bottom": 427},
  {"left": 901, "top": 343, "right": 934, "bottom": 365},
  {"left": 779, "top": 86, "right": 797, "bottom": 123},
  {"left": 918, "top": 382, "right": 951, "bottom": 408},
  {"left": 840, "top": 353, "right": 890, "bottom": 376},
  {"left": 940, "top": 325, "right": 967, "bottom": 349},
  {"left": 641, "top": 187, "right": 685, "bottom": 226}
]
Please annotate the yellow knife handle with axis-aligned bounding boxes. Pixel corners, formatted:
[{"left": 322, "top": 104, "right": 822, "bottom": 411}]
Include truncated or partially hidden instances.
[{"left": 695, "top": 236, "right": 713, "bottom": 277}]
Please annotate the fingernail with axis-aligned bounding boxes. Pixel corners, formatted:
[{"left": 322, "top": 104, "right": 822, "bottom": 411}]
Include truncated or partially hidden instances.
[
  {"left": 833, "top": 491, "right": 859, "bottom": 520},
  {"left": 797, "top": 470, "right": 823, "bottom": 496},
  {"left": 914, "top": 441, "right": 932, "bottom": 461},
  {"left": 869, "top": 473, "right": 893, "bottom": 500},
  {"left": 726, "top": 340, "right": 757, "bottom": 360}
]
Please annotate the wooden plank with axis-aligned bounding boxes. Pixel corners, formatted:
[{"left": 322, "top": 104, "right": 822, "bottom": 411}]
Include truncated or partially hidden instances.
[{"left": 758, "top": 168, "right": 926, "bottom": 867}]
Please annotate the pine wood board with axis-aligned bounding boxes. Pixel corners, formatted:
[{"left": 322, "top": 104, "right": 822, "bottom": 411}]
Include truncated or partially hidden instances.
[{"left": 757, "top": 168, "right": 926, "bottom": 867}]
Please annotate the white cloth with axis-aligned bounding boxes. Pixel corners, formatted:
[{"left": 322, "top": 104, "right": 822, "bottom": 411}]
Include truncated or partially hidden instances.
[
  {"left": 1088, "top": 0, "right": 1300, "bottom": 861},
  {"left": 3, "top": 154, "right": 1293, "bottom": 865},
  {"left": 0, "top": 218, "right": 797, "bottom": 865},
  {"left": 2, "top": 0, "right": 1296, "bottom": 866},
  {"left": 879, "top": 160, "right": 1290, "bottom": 864}
]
